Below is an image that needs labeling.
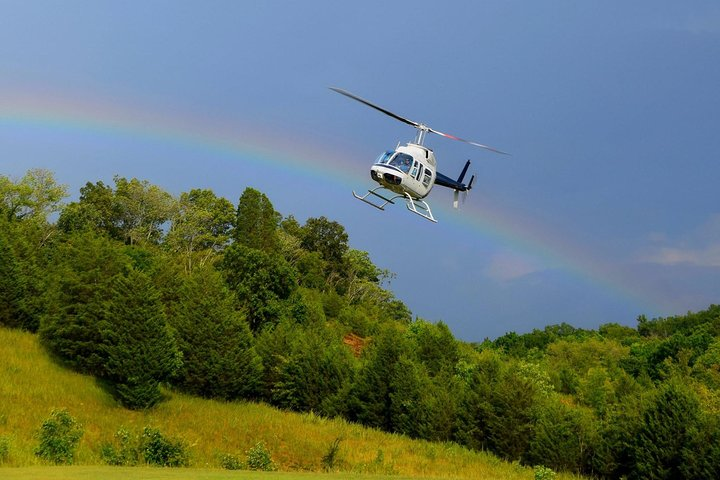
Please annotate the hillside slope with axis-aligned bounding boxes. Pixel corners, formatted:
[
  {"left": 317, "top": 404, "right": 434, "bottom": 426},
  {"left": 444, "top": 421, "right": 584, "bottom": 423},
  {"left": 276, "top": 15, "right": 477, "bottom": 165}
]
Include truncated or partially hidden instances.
[{"left": 0, "top": 328, "right": 568, "bottom": 479}]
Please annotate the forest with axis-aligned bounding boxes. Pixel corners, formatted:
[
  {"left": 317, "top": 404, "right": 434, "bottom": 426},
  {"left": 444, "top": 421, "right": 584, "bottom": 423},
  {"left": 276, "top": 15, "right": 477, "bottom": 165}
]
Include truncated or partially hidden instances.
[{"left": 1, "top": 168, "right": 720, "bottom": 479}]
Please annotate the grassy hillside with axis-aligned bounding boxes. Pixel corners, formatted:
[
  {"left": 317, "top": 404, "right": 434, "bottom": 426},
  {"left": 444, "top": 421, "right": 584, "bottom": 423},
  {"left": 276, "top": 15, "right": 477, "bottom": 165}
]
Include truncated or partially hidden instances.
[{"left": 0, "top": 328, "right": 574, "bottom": 479}]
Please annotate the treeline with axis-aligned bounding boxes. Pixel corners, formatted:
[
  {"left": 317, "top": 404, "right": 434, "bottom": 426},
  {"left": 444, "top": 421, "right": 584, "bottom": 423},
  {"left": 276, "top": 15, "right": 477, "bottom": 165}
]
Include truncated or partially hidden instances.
[{"left": 2, "top": 168, "right": 720, "bottom": 479}]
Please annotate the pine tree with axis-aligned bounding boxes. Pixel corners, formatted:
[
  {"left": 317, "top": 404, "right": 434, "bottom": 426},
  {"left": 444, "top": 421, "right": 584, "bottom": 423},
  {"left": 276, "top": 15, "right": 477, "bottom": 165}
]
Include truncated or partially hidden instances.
[
  {"left": 101, "top": 269, "right": 181, "bottom": 409},
  {"left": 487, "top": 368, "right": 537, "bottom": 461},
  {"left": 234, "top": 187, "right": 279, "bottom": 252},
  {"left": 39, "top": 232, "right": 129, "bottom": 374},
  {"left": 526, "top": 400, "right": 597, "bottom": 473},
  {"left": 170, "top": 267, "right": 263, "bottom": 400},
  {"left": 388, "top": 356, "right": 431, "bottom": 438},
  {"left": 0, "top": 219, "right": 22, "bottom": 328},
  {"left": 271, "top": 325, "right": 354, "bottom": 415},
  {"left": 345, "top": 325, "right": 408, "bottom": 430},
  {"left": 629, "top": 381, "right": 702, "bottom": 480}
]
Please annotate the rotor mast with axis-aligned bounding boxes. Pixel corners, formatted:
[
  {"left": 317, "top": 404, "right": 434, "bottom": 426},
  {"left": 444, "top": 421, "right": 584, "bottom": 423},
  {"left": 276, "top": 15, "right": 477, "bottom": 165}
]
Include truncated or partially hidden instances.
[{"left": 414, "top": 125, "right": 429, "bottom": 146}]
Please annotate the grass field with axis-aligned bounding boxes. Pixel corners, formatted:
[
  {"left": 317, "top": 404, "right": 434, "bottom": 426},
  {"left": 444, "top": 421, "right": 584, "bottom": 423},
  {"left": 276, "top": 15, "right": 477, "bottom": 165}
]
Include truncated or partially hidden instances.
[
  {"left": 0, "top": 328, "right": 579, "bottom": 479},
  {"left": 0, "top": 466, "right": 449, "bottom": 480}
]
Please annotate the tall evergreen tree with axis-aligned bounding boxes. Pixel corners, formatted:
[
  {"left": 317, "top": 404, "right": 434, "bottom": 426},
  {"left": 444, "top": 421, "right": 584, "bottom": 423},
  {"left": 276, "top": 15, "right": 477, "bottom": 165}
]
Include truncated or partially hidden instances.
[
  {"left": 170, "top": 267, "right": 263, "bottom": 400},
  {"left": 388, "top": 356, "right": 432, "bottom": 439},
  {"left": 0, "top": 218, "right": 23, "bottom": 328},
  {"left": 526, "top": 400, "right": 597, "bottom": 474},
  {"left": 453, "top": 363, "right": 495, "bottom": 451},
  {"left": 487, "top": 368, "right": 538, "bottom": 462},
  {"left": 345, "top": 324, "right": 408, "bottom": 430},
  {"left": 234, "top": 187, "right": 279, "bottom": 252},
  {"left": 628, "top": 381, "right": 702, "bottom": 480},
  {"left": 39, "top": 232, "right": 129, "bottom": 374},
  {"left": 271, "top": 325, "right": 354, "bottom": 415},
  {"left": 407, "top": 319, "right": 459, "bottom": 377},
  {"left": 101, "top": 269, "right": 181, "bottom": 409}
]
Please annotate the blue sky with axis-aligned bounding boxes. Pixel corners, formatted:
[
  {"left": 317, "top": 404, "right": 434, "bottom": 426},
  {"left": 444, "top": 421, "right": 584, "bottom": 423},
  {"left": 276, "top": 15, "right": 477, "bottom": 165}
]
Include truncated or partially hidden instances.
[{"left": 1, "top": 1, "right": 719, "bottom": 340}]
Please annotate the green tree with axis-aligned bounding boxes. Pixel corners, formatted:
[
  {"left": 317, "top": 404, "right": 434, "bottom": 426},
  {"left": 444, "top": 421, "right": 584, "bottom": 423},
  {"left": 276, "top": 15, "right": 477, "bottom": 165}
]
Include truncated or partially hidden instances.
[
  {"left": 388, "top": 356, "right": 458, "bottom": 441},
  {"left": 300, "top": 216, "right": 349, "bottom": 270},
  {"left": 114, "top": 177, "right": 176, "bottom": 245},
  {"left": 407, "top": 319, "right": 459, "bottom": 376},
  {"left": 271, "top": 325, "right": 355, "bottom": 415},
  {"left": 34, "top": 409, "right": 83, "bottom": 465},
  {"left": 170, "top": 267, "right": 263, "bottom": 400},
  {"left": 0, "top": 168, "right": 67, "bottom": 222},
  {"left": 101, "top": 269, "right": 181, "bottom": 409},
  {"left": 590, "top": 395, "right": 644, "bottom": 479},
  {"left": 165, "top": 188, "right": 235, "bottom": 273},
  {"left": 342, "top": 249, "right": 392, "bottom": 304},
  {"left": 628, "top": 381, "right": 702, "bottom": 480},
  {"left": 345, "top": 324, "right": 409, "bottom": 430},
  {"left": 453, "top": 350, "right": 503, "bottom": 450},
  {"left": 57, "top": 181, "right": 123, "bottom": 238},
  {"left": 0, "top": 218, "right": 23, "bottom": 328},
  {"left": 680, "top": 412, "right": 720, "bottom": 479},
  {"left": 222, "top": 244, "right": 298, "bottom": 332},
  {"left": 487, "top": 367, "right": 538, "bottom": 461},
  {"left": 39, "top": 232, "right": 130, "bottom": 374},
  {"left": 388, "top": 356, "right": 431, "bottom": 438},
  {"left": 0, "top": 170, "right": 67, "bottom": 330},
  {"left": 58, "top": 177, "right": 176, "bottom": 246},
  {"left": 578, "top": 367, "right": 615, "bottom": 416},
  {"left": 234, "top": 187, "right": 279, "bottom": 252},
  {"left": 526, "top": 400, "right": 597, "bottom": 474},
  {"left": 295, "top": 250, "right": 327, "bottom": 289}
]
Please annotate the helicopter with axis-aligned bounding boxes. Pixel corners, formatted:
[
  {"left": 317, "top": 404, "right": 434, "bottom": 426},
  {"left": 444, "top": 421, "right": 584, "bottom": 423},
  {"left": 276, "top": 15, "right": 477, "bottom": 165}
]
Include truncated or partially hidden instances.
[{"left": 330, "top": 87, "right": 507, "bottom": 222}]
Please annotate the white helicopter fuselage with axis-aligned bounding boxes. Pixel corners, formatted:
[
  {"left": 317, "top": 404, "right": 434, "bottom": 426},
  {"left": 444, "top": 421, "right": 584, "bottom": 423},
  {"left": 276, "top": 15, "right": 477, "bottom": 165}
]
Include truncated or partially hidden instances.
[{"left": 369, "top": 143, "right": 436, "bottom": 200}]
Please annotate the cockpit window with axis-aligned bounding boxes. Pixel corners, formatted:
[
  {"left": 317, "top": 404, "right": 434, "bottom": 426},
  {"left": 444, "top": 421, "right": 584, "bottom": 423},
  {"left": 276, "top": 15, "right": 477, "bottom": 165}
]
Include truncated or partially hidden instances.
[
  {"left": 389, "top": 153, "right": 414, "bottom": 173},
  {"left": 376, "top": 151, "right": 394, "bottom": 164}
]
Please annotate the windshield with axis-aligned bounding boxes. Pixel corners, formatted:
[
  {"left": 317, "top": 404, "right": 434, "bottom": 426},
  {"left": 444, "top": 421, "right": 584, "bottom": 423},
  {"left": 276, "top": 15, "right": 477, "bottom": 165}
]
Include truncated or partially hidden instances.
[
  {"left": 388, "top": 153, "right": 413, "bottom": 173},
  {"left": 375, "top": 151, "right": 394, "bottom": 164}
]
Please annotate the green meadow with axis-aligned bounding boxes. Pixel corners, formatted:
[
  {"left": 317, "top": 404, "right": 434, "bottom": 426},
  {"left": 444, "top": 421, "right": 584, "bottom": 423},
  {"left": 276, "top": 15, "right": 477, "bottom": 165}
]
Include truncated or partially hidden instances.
[
  {"left": 0, "top": 466, "right": 450, "bottom": 480},
  {"left": 0, "top": 328, "right": 576, "bottom": 479}
]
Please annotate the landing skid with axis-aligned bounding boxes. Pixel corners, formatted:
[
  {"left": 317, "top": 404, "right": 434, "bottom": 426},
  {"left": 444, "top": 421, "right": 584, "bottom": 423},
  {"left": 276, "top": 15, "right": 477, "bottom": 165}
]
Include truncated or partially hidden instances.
[{"left": 352, "top": 187, "right": 437, "bottom": 223}]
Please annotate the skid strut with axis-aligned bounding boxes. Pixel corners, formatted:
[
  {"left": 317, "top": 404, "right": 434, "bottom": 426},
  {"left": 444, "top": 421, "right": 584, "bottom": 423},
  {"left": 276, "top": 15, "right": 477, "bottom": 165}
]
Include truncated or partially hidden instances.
[{"left": 352, "top": 187, "right": 437, "bottom": 223}]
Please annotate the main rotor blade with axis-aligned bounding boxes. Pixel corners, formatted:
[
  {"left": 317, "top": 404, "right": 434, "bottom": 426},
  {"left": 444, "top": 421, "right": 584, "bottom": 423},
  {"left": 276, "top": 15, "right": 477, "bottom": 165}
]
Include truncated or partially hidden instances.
[
  {"left": 329, "top": 87, "right": 421, "bottom": 128},
  {"left": 428, "top": 127, "right": 509, "bottom": 155}
]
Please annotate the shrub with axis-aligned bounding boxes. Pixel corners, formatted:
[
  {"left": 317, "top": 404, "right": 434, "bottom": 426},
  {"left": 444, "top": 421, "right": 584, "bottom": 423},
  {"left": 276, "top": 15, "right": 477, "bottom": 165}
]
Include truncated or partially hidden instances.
[
  {"left": 245, "top": 442, "right": 276, "bottom": 471},
  {"left": 219, "top": 453, "right": 243, "bottom": 470},
  {"left": 141, "top": 427, "right": 189, "bottom": 467},
  {"left": 34, "top": 409, "right": 83, "bottom": 465},
  {"left": 101, "top": 426, "right": 189, "bottom": 467},
  {"left": 0, "top": 435, "right": 10, "bottom": 464},
  {"left": 100, "top": 428, "right": 140, "bottom": 466},
  {"left": 534, "top": 465, "right": 556, "bottom": 480}
]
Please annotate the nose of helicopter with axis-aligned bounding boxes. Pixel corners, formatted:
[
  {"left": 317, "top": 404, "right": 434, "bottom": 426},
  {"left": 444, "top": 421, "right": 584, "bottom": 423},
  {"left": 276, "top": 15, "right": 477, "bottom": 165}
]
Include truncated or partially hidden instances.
[{"left": 371, "top": 165, "right": 403, "bottom": 185}]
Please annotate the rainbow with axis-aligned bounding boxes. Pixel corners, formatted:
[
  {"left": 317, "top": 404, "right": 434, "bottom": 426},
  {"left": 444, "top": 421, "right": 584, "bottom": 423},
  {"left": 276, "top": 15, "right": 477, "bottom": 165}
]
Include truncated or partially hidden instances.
[{"left": 0, "top": 88, "right": 662, "bottom": 318}]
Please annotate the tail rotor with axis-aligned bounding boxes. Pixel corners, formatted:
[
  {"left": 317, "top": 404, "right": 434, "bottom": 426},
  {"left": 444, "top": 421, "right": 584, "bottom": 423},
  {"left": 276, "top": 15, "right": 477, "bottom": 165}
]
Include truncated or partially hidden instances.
[{"left": 453, "top": 161, "right": 474, "bottom": 209}]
